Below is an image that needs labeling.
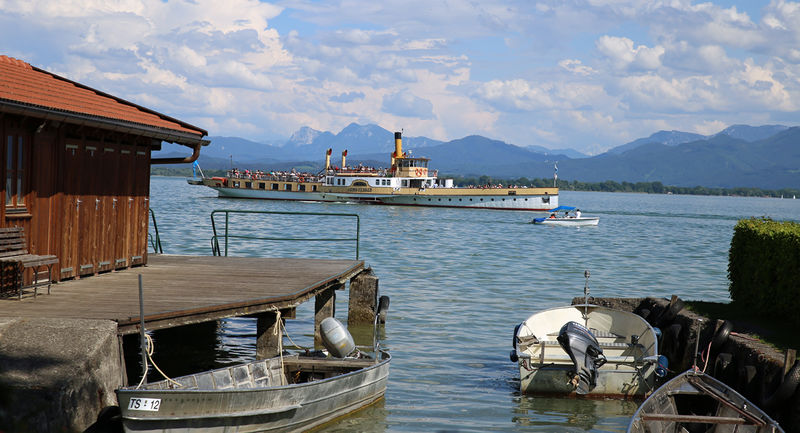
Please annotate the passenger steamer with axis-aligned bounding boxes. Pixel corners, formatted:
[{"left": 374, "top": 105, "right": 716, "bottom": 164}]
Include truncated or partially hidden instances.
[{"left": 203, "top": 132, "right": 558, "bottom": 211}]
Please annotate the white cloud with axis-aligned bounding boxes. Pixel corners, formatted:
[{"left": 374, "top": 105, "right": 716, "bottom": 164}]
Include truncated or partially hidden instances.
[
  {"left": 559, "top": 59, "right": 596, "bottom": 76},
  {"left": 381, "top": 91, "right": 436, "bottom": 119},
  {"left": 596, "top": 35, "right": 664, "bottom": 70}
]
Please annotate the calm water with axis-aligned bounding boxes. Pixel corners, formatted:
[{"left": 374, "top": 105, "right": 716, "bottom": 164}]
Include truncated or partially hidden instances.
[{"left": 149, "top": 176, "right": 800, "bottom": 432}]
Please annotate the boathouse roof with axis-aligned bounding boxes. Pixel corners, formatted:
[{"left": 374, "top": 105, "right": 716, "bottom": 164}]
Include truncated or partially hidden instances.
[{"left": 0, "top": 55, "right": 207, "bottom": 146}]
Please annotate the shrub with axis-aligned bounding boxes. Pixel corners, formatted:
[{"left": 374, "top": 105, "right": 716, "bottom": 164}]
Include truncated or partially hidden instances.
[{"left": 728, "top": 218, "right": 800, "bottom": 326}]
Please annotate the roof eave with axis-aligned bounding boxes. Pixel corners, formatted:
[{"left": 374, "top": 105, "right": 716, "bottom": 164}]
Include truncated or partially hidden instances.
[{"left": 0, "top": 99, "right": 208, "bottom": 147}]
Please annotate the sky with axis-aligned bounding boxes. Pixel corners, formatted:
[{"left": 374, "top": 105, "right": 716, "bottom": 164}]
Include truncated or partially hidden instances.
[{"left": 1, "top": 0, "right": 799, "bottom": 154}]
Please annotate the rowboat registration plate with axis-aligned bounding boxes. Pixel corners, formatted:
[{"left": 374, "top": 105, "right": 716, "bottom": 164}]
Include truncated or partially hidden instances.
[{"left": 127, "top": 397, "right": 161, "bottom": 411}]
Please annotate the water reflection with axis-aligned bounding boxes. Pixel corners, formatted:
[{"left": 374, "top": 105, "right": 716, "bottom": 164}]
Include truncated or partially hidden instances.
[{"left": 512, "top": 395, "right": 639, "bottom": 432}]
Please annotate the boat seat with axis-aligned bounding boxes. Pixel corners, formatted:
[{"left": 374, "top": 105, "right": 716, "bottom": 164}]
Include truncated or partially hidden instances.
[
  {"left": 533, "top": 354, "right": 647, "bottom": 365},
  {"left": 546, "top": 329, "right": 624, "bottom": 339},
  {"left": 535, "top": 339, "right": 639, "bottom": 349}
]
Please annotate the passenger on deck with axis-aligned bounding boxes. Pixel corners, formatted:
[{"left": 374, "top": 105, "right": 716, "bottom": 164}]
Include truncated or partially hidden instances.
[{"left": 576, "top": 209, "right": 582, "bottom": 218}]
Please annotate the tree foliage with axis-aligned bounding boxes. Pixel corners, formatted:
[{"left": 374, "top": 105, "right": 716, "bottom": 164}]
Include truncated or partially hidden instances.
[{"left": 447, "top": 175, "right": 800, "bottom": 198}]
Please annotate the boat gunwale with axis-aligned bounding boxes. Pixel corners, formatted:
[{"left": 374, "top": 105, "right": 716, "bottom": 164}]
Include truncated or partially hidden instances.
[{"left": 117, "top": 351, "right": 391, "bottom": 395}]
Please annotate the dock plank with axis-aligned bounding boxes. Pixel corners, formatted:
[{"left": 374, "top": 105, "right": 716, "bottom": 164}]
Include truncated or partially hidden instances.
[{"left": 0, "top": 254, "right": 364, "bottom": 334}]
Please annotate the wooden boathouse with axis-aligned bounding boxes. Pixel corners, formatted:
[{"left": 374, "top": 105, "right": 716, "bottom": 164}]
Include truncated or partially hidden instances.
[
  {"left": 0, "top": 55, "right": 380, "bottom": 433},
  {"left": 0, "top": 54, "right": 209, "bottom": 285}
]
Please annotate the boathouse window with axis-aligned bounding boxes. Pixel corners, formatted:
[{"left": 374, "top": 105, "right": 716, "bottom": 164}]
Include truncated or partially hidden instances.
[
  {"left": 402, "top": 180, "right": 408, "bottom": 187},
  {"left": 284, "top": 184, "right": 292, "bottom": 191},
  {"left": 5, "top": 134, "right": 28, "bottom": 212},
  {"left": 312, "top": 185, "right": 317, "bottom": 192},
  {"left": 259, "top": 183, "right": 266, "bottom": 189},
  {"left": 299, "top": 184, "right": 306, "bottom": 192},
  {"left": 245, "top": 181, "right": 252, "bottom": 188},
  {"left": 271, "top": 183, "right": 279, "bottom": 190}
]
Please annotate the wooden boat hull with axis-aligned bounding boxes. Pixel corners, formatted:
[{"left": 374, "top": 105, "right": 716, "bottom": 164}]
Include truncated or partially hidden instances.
[
  {"left": 116, "top": 352, "right": 390, "bottom": 433},
  {"left": 628, "top": 370, "right": 784, "bottom": 433},
  {"left": 513, "top": 305, "right": 659, "bottom": 398}
]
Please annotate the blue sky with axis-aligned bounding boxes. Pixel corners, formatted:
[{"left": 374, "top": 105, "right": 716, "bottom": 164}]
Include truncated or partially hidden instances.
[{"left": 1, "top": 0, "right": 798, "bottom": 154}]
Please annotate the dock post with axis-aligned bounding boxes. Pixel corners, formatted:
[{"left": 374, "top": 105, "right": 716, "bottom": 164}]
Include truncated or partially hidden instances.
[
  {"left": 314, "top": 286, "right": 338, "bottom": 348},
  {"left": 256, "top": 312, "right": 282, "bottom": 359},
  {"left": 348, "top": 268, "right": 378, "bottom": 326}
]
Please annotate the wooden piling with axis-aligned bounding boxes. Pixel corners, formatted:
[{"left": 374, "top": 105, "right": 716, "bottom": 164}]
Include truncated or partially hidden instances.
[
  {"left": 348, "top": 268, "right": 378, "bottom": 326},
  {"left": 256, "top": 312, "right": 281, "bottom": 359},
  {"left": 314, "top": 286, "right": 338, "bottom": 348}
]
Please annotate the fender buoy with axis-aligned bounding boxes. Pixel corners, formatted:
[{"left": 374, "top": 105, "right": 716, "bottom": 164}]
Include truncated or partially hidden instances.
[
  {"left": 512, "top": 323, "right": 521, "bottom": 350},
  {"left": 738, "top": 364, "right": 758, "bottom": 395},
  {"left": 711, "top": 320, "right": 733, "bottom": 352},
  {"left": 713, "top": 352, "right": 733, "bottom": 379},
  {"left": 645, "top": 304, "right": 664, "bottom": 326},
  {"left": 661, "top": 323, "right": 682, "bottom": 365},
  {"left": 656, "top": 299, "right": 685, "bottom": 327},
  {"left": 510, "top": 349, "right": 519, "bottom": 363},
  {"left": 761, "top": 360, "right": 800, "bottom": 411},
  {"left": 377, "top": 295, "right": 390, "bottom": 324}
]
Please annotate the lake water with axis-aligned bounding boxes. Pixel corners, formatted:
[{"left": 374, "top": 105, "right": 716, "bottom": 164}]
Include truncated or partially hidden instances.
[{"left": 149, "top": 176, "right": 800, "bottom": 432}]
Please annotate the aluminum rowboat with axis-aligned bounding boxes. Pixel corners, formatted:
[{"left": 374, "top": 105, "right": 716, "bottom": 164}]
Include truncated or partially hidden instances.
[{"left": 116, "top": 351, "right": 390, "bottom": 433}]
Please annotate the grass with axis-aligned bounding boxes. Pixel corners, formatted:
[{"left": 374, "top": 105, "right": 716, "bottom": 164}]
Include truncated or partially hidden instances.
[{"left": 685, "top": 300, "right": 799, "bottom": 352}]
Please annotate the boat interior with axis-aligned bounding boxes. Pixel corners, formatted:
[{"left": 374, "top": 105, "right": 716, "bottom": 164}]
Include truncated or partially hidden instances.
[
  {"left": 137, "top": 353, "right": 381, "bottom": 391},
  {"left": 636, "top": 375, "right": 776, "bottom": 433}
]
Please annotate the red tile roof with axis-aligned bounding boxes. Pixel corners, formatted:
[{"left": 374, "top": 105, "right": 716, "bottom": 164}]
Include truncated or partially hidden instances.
[{"left": 0, "top": 55, "right": 207, "bottom": 142}]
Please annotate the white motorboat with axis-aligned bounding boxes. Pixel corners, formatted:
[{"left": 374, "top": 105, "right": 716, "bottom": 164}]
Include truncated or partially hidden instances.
[
  {"left": 628, "top": 369, "right": 785, "bottom": 433},
  {"left": 510, "top": 273, "right": 662, "bottom": 398},
  {"left": 532, "top": 206, "right": 599, "bottom": 226}
]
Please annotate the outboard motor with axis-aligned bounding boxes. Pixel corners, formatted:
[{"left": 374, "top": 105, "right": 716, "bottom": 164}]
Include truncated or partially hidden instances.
[
  {"left": 556, "top": 321, "right": 607, "bottom": 394},
  {"left": 320, "top": 317, "right": 356, "bottom": 358}
]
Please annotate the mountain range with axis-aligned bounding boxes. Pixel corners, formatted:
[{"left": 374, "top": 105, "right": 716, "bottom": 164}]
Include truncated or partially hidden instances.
[{"left": 156, "top": 123, "right": 800, "bottom": 190}]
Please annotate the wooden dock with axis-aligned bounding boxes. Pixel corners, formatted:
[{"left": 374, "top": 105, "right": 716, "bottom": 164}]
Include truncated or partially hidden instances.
[{"left": 0, "top": 254, "right": 366, "bottom": 335}]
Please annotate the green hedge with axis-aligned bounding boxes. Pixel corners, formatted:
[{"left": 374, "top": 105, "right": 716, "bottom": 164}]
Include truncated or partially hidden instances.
[{"left": 728, "top": 218, "right": 800, "bottom": 325}]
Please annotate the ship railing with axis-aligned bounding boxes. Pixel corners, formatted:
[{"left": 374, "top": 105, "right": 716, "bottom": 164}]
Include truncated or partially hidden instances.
[
  {"left": 210, "top": 209, "right": 360, "bottom": 259},
  {"left": 148, "top": 207, "right": 163, "bottom": 254}
]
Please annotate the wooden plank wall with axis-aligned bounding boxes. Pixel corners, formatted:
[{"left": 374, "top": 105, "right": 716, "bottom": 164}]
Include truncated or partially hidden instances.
[{"left": 0, "top": 114, "right": 152, "bottom": 283}]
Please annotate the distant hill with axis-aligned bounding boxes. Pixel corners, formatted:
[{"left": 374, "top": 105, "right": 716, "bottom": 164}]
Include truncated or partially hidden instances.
[
  {"left": 154, "top": 122, "right": 799, "bottom": 190},
  {"left": 554, "top": 127, "right": 800, "bottom": 189},
  {"left": 713, "top": 124, "right": 789, "bottom": 142},
  {"left": 607, "top": 124, "right": 791, "bottom": 155},
  {"left": 607, "top": 130, "right": 706, "bottom": 154}
]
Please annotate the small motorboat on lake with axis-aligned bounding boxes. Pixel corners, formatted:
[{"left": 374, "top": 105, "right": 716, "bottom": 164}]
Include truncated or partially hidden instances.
[
  {"left": 117, "top": 318, "right": 391, "bottom": 433},
  {"left": 510, "top": 272, "right": 662, "bottom": 398},
  {"left": 627, "top": 369, "right": 785, "bottom": 433},
  {"left": 532, "top": 206, "right": 599, "bottom": 226},
  {"left": 186, "top": 160, "right": 205, "bottom": 185}
]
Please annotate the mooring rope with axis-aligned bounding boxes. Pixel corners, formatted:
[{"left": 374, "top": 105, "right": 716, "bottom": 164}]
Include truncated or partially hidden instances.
[{"left": 135, "top": 333, "right": 181, "bottom": 389}]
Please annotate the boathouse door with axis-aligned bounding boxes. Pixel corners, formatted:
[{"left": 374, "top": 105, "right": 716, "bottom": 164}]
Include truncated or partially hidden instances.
[{"left": 60, "top": 142, "right": 81, "bottom": 280}]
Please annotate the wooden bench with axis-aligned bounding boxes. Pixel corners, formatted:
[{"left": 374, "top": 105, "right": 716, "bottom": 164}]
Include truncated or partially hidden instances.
[{"left": 0, "top": 227, "right": 58, "bottom": 300}]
